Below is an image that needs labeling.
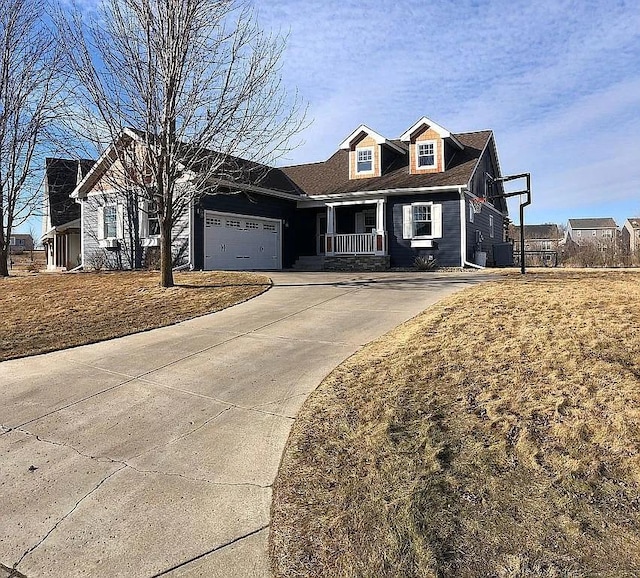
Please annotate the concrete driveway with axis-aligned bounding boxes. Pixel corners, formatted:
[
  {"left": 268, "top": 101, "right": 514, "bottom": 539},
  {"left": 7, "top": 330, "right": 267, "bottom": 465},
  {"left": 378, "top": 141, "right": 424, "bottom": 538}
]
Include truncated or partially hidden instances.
[{"left": 0, "top": 271, "right": 492, "bottom": 577}]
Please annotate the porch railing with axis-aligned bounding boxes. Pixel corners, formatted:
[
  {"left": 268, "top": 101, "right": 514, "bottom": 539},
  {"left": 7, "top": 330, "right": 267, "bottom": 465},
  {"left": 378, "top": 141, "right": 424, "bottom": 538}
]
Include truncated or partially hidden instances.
[{"left": 330, "top": 233, "right": 376, "bottom": 254}]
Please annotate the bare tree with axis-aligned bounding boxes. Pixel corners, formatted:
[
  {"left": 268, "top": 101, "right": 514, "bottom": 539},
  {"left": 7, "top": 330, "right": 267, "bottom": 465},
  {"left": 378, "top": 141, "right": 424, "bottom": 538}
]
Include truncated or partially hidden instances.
[
  {"left": 0, "top": 0, "right": 62, "bottom": 277},
  {"left": 60, "top": 0, "right": 306, "bottom": 287}
]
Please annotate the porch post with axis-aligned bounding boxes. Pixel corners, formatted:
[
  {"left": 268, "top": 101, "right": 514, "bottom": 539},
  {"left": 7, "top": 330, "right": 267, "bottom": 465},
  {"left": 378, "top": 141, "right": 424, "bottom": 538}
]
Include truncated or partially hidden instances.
[
  {"left": 326, "top": 205, "right": 335, "bottom": 255},
  {"left": 52, "top": 233, "right": 57, "bottom": 269},
  {"left": 375, "top": 199, "right": 386, "bottom": 256}
]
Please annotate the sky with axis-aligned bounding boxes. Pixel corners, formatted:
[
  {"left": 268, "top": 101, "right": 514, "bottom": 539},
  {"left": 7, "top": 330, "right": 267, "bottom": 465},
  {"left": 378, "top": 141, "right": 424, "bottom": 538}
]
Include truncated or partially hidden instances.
[
  {"left": 253, "top": 0, "right": 640, "bottom": 226},
  {"left": 17, "top": 0, "right": 640, "bottom": 235}
]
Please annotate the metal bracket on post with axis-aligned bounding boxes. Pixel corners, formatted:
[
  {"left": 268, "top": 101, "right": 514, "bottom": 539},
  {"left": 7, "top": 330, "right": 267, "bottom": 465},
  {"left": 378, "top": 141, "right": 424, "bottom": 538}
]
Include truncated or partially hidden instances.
[{"left": 486, "top": 172, "right": 532, "bottom": 274}]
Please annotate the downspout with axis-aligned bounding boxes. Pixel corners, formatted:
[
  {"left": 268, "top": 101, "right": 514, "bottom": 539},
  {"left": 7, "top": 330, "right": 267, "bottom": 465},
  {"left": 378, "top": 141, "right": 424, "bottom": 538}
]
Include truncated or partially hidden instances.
[
  {"left": 459, "top": 187, "right": 485, "bottom": 269},
  {"left": 77, "top": 198, "right": 85, "bottom": 270}
]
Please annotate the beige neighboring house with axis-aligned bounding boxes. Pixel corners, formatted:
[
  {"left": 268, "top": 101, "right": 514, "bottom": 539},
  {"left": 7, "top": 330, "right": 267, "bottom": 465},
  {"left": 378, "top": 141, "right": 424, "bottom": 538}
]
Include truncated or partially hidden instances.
[{"left": 621, "top": 218, "right": 640, "bottom": 256}]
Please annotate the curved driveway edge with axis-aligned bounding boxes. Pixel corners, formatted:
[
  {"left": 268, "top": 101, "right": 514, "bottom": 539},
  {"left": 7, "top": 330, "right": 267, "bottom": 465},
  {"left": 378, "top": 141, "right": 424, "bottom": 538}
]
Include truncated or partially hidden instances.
[{"left": 0, "top": 271, "right": 494, "bottom": 577}]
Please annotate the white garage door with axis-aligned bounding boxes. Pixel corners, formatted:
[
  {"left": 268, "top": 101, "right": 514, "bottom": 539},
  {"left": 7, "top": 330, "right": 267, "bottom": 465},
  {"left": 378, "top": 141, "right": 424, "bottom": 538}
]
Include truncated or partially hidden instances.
[{"left": 204, "top": 211, "right": 281, "bottom": 270}]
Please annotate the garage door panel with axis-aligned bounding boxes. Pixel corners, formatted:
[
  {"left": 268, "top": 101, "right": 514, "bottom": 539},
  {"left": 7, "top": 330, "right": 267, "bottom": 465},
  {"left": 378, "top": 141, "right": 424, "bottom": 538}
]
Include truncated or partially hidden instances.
[{"left": 204, "top": 211, "right": 281, "bottom": 271}]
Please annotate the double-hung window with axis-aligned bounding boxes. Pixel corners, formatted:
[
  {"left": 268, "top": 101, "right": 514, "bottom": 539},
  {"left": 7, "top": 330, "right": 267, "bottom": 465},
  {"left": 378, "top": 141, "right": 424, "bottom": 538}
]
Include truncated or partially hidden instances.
[
  {"left": 402, "top": 202, "right": 442, "bottom": 243},
  {"left": 103, "top": 204, "right": 118, "bottom": 238},
  {"left": 356, "top": 148, "right": 373, "bottom": 173},
  {"left": 147, "top": 203, "right": 160, "bottom": 236},
  {"left": 417, "top": 141, "right": 435, "bottom": 168},
  {"left": 413, "top": 204, "right": 433, "bottom": 237}
]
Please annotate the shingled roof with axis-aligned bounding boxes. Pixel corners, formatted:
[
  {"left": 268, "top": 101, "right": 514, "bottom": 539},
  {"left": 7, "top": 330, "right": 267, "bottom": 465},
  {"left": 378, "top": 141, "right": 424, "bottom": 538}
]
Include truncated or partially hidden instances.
[
  {"left": 568, "top": 218, "right": 618, "bottom": 229},
  {"left": 282, "top": 131, "right": 492, "bottom": 196},
  {"left": 46, "top": 158, "right": 94, "bottom": 227},
  {"left": 509, "top": 224, "right": 560, "bottom": 240}
]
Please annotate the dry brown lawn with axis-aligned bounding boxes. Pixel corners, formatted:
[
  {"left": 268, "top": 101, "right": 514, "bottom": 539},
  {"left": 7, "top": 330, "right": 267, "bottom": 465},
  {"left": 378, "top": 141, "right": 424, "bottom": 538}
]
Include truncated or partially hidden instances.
[
  {"left": 0, "top": 270, "right": 270, "bottom": 361},
  {"left": 271, "top": 270, "right": 640, "bottom": 578}
]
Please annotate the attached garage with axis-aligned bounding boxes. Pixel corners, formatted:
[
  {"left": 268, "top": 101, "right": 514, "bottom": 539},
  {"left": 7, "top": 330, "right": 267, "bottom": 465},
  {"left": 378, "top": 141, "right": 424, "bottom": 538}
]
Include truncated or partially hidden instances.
[{"left": 204, "top": 211, "right": 282, "bottom": 271}]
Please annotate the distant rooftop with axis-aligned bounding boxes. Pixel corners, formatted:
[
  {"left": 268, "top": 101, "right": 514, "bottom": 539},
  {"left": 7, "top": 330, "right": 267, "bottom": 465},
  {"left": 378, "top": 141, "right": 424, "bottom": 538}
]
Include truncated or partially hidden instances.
[{"left": 568, "top": 218, "right": 617, "bottom": 229}]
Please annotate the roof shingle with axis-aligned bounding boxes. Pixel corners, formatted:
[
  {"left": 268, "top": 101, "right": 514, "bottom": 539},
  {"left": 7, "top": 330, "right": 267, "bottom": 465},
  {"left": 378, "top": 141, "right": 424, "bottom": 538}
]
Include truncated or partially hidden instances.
[{"left": 282, "top": 131, "right": 492, "bottom": 196}]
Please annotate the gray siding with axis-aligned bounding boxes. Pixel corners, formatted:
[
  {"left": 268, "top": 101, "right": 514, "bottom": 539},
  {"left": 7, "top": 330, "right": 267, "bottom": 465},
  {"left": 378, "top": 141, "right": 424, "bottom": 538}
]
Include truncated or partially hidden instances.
[
  {"left": 81, "top": 191, "right": 190, "bottom": 270},
  {"left": 388, "top": 192, "right": 461, "bottom": 268}
]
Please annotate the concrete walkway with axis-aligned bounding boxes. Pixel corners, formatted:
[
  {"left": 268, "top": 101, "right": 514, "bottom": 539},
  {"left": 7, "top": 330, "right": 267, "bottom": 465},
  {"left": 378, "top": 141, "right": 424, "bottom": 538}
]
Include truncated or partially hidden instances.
[{"left": 0, "top": 271, "right": 492, "bottom": 577}]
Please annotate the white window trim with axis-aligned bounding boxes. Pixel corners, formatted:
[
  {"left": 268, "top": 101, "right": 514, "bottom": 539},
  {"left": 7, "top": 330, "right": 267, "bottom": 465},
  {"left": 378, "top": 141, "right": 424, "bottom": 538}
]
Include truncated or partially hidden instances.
[
  {"left": 355, "top": 146, "right": 375, "bottom": 175},
  {"left": 98, "top": 202, "right": 124, "bottom": 241},
  {"left": 415, "top": 140, "right": 437, "bottom": 171},
  {"left": 402, "top": 201, "right": 442, "bottom": 241},
  {"left": 469, "top": 202, "right": 474, "bottom": 223},
  {"left": 140, "top": 199, "right": 160, "bottom": 240},
  {"left": 489, "top": 215, "right": 494, "bottom": 238}
]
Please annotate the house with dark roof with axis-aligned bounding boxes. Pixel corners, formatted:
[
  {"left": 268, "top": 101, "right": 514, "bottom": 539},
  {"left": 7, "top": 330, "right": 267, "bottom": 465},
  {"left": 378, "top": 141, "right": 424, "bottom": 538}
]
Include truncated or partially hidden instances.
[
  {"left": 621, "top": 218, "right": 640, "bottom": 256},
  {"left": 9, "top": 233, "right": 34, "bottom": 254},
  {"left": 508, "top": 224, "right": 561, "bottom": 266},
  {"left": 71, "top": 118, "right": 510, "bottom": 271},
  {"left": 41, "top": 157, "right": 94, "bottom": 270},
  {"left": 566, "top": 218, "right": 618, "bottom": 249}
]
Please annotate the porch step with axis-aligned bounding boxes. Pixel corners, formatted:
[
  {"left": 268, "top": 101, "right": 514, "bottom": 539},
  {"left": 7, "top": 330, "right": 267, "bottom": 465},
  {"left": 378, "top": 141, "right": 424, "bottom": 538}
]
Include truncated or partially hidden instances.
[{"left": 291, "top": 255, "right": 325, "bottom": 271}]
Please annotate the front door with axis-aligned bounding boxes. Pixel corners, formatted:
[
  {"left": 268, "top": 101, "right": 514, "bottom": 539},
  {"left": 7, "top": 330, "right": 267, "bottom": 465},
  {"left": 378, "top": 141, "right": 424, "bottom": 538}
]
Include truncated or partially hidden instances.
[{"left": 316, "top": 213, "right": 327, "bottom": 255}]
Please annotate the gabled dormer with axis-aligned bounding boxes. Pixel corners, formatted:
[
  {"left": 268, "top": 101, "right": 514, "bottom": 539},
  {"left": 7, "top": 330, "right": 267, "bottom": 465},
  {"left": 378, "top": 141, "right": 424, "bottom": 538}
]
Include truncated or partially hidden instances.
[
  {"left": 399, "top": 117, "right": 464, "bottom": 175},
  {"left": 339, "top": 125, "right": 405, "bottom": 180}
]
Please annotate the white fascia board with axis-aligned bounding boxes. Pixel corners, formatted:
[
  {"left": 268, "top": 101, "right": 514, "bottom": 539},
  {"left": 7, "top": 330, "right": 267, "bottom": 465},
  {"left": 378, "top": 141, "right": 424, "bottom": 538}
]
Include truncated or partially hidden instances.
[
  {"left": 467, "top": 131, "right": 495, "bottom": 192},
  {"left": 297, "top": 185, "right": 463, "bottom": 208},
  {"left": 339, "top": 124, "right": 388, "bottom": 150},
  {"left": 72, "top": 129, "right": 140, "bottom": 199},
  {"left": 325, "top": 198, "right": 382, "bottom": 207},
  {"left": 399, "top": 117, "right": 464, "bottom": 150}
]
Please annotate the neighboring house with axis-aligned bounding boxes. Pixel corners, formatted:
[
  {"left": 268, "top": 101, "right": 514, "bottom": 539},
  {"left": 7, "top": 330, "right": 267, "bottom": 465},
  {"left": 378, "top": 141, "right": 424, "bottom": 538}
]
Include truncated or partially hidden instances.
[
  {"left": 41, "top": 157, "right": 94, "bottom": 270},
  {"left": 508, "top": 224, "right": 561, "bottom": 265},
  {"left": 9, "top": 234, "right": 34, "bottom": 254},
  {"left": 72, "top": 117, "right": 510, "bottom": 271},
  {"left": 566, "top": 218, "right": 619, "bottom": 250},
  {"left": 621, "top": 218, "right": 640, "bottom": 256}
]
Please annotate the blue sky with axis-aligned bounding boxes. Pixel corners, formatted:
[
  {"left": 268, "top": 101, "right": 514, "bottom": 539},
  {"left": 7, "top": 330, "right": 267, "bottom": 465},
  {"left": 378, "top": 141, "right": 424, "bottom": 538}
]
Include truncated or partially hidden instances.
[
  {"left": 256, "top": 0, "right": 640, "bottom": 226},
  {"left": 19, "top": 0, "right": 640, "bottom": 234}
]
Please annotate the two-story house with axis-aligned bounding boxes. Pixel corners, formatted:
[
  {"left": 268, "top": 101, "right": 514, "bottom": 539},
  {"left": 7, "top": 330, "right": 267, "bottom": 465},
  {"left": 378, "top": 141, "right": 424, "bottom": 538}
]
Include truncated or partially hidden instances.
[
  {"left": 70, "top": 116, "right": 512, "bottom": 271},
  {"left": 8, "top": 234, "right": 34, "bottom": 254},
  {"left": 508, "top": 224, "right": 560, "bottom": 266},
  {"left": 566, "top": 218, "right": 618, "bottom": 250},
  {"left": 621, "top": 218, "right": 640, "bottom": 257}
]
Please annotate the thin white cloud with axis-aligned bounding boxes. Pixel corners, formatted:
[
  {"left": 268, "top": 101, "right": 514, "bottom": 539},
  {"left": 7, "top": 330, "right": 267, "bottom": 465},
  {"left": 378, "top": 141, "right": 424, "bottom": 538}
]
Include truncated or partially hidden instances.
[{"left": 256, "top": 0, "right": 640, "bottom": 225}]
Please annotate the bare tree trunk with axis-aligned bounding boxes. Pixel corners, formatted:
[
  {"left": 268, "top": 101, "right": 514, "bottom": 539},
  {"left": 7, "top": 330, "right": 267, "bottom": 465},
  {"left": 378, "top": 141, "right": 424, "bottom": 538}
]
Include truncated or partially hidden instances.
[
  {"left": 58, "top": 0, "right": 306, "bottom": 283},
  {"left": 160, "top": 219, "right": 173, "bottom": 287}
]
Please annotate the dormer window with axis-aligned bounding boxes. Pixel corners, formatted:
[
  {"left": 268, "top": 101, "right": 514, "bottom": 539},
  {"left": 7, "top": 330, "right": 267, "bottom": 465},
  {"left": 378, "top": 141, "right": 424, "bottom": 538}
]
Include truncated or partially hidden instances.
[
  {"left": 356, "top": 148, "right": 373, "bottom": 173},
  {"left": 417, "top": 141, "right": 436, "bottom": 168}
]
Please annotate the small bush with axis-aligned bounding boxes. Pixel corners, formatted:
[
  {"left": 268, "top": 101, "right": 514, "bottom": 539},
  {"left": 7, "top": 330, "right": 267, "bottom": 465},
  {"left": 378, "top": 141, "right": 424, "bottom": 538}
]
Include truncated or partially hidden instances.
[{"left": 414, "top": 255, "right": 438, "bottom": 271}]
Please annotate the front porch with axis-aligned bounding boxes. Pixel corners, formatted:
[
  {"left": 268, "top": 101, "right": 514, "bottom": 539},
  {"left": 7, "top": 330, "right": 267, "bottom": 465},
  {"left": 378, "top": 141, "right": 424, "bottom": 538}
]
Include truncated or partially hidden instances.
[
  {"left": 294, "top": 199, "right": 390, "bottom": 271},
  {"left": 319, "top": 199, "right": 387, "bottom": 257},
  {"left": 42, "top": 219, "right": 81, "bottom": 271}
]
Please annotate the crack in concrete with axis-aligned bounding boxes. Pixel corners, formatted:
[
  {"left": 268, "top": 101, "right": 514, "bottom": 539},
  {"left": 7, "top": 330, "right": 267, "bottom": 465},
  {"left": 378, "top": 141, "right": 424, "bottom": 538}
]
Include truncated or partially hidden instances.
[
  {"left": 125, "top": 406, "right": 234, "bottom": 461},
  {"left": 5, "top": 285, "right": 364, "bottom": 435},
  {"left": 150, "top": 524, "right": 270, "bottom": 577},
  {"left": 12, "top": 427, "right": 272, "bottom": 490},
  {"left": 10, "top": 464, "right": 126, "bottom": 574},
  {"left": 135, "top": 378, "right": 296, "bottom": 421}
]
